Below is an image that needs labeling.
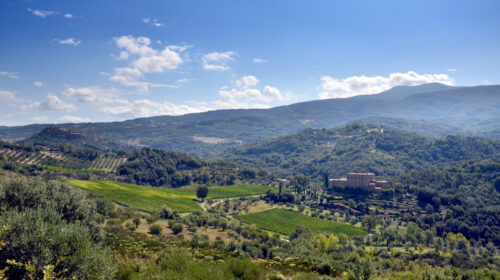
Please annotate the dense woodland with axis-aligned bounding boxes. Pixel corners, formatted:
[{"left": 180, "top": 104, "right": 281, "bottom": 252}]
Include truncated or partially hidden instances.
[
  {"left": 221, "top": 124, "right": 500, "bottom": 181},
  {"left": 394, "top": 159, "right": 500, "bottom": 245},
  {"left": 118, "top": 147, "right": 274, "bottom": 187}
]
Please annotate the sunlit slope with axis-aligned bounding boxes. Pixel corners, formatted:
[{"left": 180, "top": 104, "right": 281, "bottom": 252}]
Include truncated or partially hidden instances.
[
  {"left": 237, "top": 208, "right": 366, "bottom": 237},
  {"left": 68, "top": 180, "right": 275, "bottom": 212}
]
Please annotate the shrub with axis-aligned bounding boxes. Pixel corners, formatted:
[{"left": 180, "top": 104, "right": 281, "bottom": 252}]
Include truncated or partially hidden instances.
[
  {"left": 132, "top": 217, "right": 141, "bottom": 226},
  {"left": 225, "top": 257, "right": 265, "bottom": 280},
  {"left": 0, "top": 208, "right": 113, "bottom": 279},
  {"left": 126, "top": 222, "right": 136, "bottom": 231},
  {"left": 317, "top": 263, "right": 331, "bottom": 275},
  {"left": 149, "top": 224, "right": 163, "bottom": 235},
  {"left": 146, "top": 215, "right": 159, "bottom": 224},
  {"left": 172, "top": 223, "right": 183, "bottom": 234},
  {"left": 0, "top": 177, "right": 101, "bottom": 241},
  {"left": 160, "top": 206, "right": 175, "bottom": 219}
]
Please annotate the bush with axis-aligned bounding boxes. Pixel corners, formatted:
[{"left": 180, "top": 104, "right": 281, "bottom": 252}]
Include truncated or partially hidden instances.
[
  {"left": 0, "top": 208, "right": 113, "bottom": 279},
  {"left": 172, "top": 223, "right": 183, "bottom": 234},
  {"left": 0, "top": 177, "right": 101, "bottom": 241},
  {"left": 132, "top": 217, "right": 141, "bottom": 226},
  {"left": 149, "top": 224, "right": 163, "bottom": 235},
  {"left": 317, "top": 263, "right": 331, "bottom": 275},
  {"left": 126, "top": 222, "right": 136, "bottom": 231},
  {"left": 146, "top": 215, "right": 159, "bottom": 224},
  {"left": 225, "top": 257, "right": 265, "bottom": 280},
  {"left": 160, "top": 206, "right": 175, "bottom": 219}
]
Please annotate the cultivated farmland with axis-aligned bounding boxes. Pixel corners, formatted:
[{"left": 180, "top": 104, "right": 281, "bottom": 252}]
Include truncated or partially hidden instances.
[
  {"left": 89, "top": 157, "right": 127, "bottom": 171},
  {"left": 68, "top": 180, "right": 275, "bottom": 213},
  {"left": 237, "top": 208, "right": 366, "bottom": 237}
]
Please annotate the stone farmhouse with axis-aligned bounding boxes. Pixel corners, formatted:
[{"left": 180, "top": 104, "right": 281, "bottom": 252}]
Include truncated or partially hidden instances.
[{"left": 329, "top": 172, "right": 387, "bottom": 191}]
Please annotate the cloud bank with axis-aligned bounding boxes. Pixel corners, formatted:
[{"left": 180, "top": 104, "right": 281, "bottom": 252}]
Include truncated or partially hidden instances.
[{"left": 318, "top": 71, "right": 454, "bottom": 99}]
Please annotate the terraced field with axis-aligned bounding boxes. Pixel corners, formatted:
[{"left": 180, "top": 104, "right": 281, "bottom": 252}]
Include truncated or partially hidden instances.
[
  {"left": 89, "top": 157, "right": 127, "bottom": 171},
  {"left": 68, "top": 180, "right": 275, "bottom": 213},
  {"left": 237, "top": 208, "right": 366, "bottom": 237},
  {"left": 0, "top": 148, "right": 47, "bottom": 165}
]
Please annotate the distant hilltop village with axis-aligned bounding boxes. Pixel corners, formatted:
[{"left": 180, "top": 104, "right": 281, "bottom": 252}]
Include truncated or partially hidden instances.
[{"left": 329, "top": 173, "right": 387, "bottom": 191}]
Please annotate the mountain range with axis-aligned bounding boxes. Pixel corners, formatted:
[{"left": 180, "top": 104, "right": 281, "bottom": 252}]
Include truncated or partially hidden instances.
[{"left": 1, "top": 83, "right": 499, "bottom": 157}]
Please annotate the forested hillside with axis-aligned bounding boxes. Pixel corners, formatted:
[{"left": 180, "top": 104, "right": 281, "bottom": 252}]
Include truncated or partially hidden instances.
[
  {"left": 394, "top": 158, "right": 500, "bottom": 245},
  {"left": 220, "top": 124, "right": 500, "bottom": 180},
  {"left": 117, "top": 147, "right": 274, "bottom": 187}
]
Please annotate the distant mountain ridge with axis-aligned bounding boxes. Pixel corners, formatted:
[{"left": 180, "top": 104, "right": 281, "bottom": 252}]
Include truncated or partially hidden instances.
[{"left": 1, "top": 83, "right": 499, "bottom": 157}]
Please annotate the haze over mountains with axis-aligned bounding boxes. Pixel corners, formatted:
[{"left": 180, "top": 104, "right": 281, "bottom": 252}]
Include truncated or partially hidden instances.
[{"left": 1, "top": 83, "right": 499, "bottom": 157}]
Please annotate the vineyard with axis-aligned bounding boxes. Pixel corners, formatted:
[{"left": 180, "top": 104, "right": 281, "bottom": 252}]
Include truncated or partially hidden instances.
[
  {"left": 68, "top": 180, "right": 275, "bottom": 213},
  {"left": 89, "top": 157, "right": 127, "bottom": 171},
  {"left": 0, "top": 147, "right": 127, "bottom": 171},
  {"left": 237, "top": 208, "right": 367, "bottom": 237},
  {"left": 0, "top": 148, "right": 47, "bottom": 165}
]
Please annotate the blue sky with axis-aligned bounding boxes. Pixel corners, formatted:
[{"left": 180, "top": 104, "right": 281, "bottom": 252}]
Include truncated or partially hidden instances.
[{"left": 1, "top": 0, "right": 499, "bottom": 125}]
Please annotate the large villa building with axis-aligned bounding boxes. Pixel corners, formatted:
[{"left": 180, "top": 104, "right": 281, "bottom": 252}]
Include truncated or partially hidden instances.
[{"left": 329, "top": 172, "right": 387, "bottom": 191}]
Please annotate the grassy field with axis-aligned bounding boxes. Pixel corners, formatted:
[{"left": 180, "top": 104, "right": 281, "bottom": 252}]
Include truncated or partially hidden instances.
[
  {"left": 68, "top": 180, "right": 274, "bottom": 213},
  {"left": 237, "top": 208, "right": 366, "bottom": 237}
]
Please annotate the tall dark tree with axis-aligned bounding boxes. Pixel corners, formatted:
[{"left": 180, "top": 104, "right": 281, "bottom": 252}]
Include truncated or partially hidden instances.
[
  {"left": 323, "top": 172, "right": 329, "bottom": 189},
  {"left": 197, "top": 186, "right": 209, "bottom": 202}
]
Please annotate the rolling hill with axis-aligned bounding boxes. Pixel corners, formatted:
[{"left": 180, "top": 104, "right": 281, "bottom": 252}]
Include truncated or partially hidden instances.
[
  {"left": 19, "top": 126, "right": 127, "bottom": 152},
  {"left": 1, "top": 83, "right": 499, "bottom": 157},
  {"left": 219, "top": 124, "right": 500, "bottom": 181}
]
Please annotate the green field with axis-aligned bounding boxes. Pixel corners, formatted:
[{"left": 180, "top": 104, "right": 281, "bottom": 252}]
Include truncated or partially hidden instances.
[
  {"left": 68, "top": 180, "right": 274, "bottom": 213},
  {"left": 237, "top": 208, "right": 366, "bottom": 237}
]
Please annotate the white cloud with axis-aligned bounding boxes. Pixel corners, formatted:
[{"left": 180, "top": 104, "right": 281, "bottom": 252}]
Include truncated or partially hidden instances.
[
  {"left": 111, "top": 35, "right": 187, "bottom": 91},
  {"left": 109, "top": 67, "right": 182, "bottom": 92},
  {"left": 33, "top": 81, "right": 43, "bottom": 87},
  {"left": 114, "top": 35, "right": 155, "bottom": 57},
  {"left": 22, "top": 94, "right": 77, "bottom": 112},
  {"left": 132, "top": 48, "right": 183, "bottom": 73},
  {"left": 253, "top": 58, "right": 266, "bottom": 63},
  {"left": 58, "top": 115, "right": 91, "bottom": 123},
  {"left": 142, "top": 17, "right": 165, "bottom": 27},
  {"left": 447, "top": 68, "right": 457, "bottom": 72},
  {"left": 57, "top": 38, "right": 81, "bottom": 46},
  {"left": 0, "top": 90, "right": 15, "bottom": 100},
  {"left": 64, "top": 13, "right": 73, "bottom": 18},
  {"left": 31, "top": 116, "right": 49, "bottom": 123},
  {"left": 100, "top": 99, "right": 209, "bottom": 118},
  {"left": 202, "top": 51, "right": 236, "bottom": 71},
  {"left": 318, "top": 71, "right": 454, "bottom": 99},
  {"left": 263, "top": 85, "right": 290, "bottom": 101},
  {"left": 27, "top": 8, "right": 57, "bottom": 18},
  {"left": 0, "top": 71, "right": 20, "bottom": 79},
  {"left": 216, "top": 75, "right": 292, "bottom": 107},
  {"left": 241, "top": 75, "right": 259, "bottom": 87},
  {"left": 63, "top": 86, "right": 123, "bottom": 104}
]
